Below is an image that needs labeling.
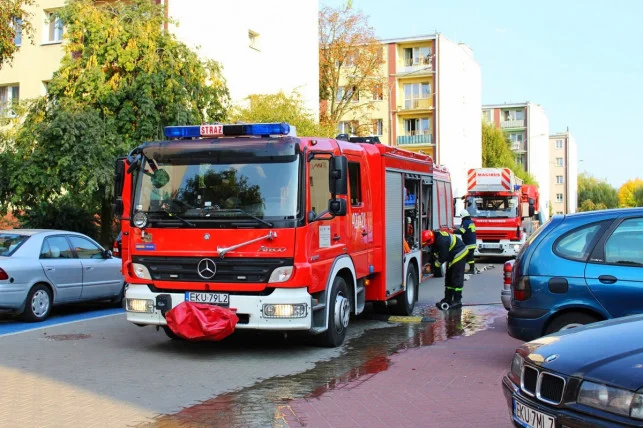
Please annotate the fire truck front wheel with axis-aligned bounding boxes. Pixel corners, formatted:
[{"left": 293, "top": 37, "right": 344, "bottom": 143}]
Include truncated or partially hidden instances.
[{"left": 316, "top": 276, "right": 350, "bottom": 348}]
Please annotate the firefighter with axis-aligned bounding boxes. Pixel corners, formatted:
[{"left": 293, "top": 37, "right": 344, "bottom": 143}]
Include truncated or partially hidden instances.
[
  {"left": 454, "top": 209, "right": 477, "bottom": 274},
  {"left": 422, "top": 229, "right": 469, "bottom": 310}
]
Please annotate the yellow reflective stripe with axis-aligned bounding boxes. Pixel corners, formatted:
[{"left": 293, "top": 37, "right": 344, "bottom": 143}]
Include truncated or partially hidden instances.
[
  {"left": 449, "top": 234, "right": 456, "bottom": 251},
  {"left": 448, "top": 248, "right": 468, "bottom": 267},
  {"left": 469, "top": 224, "right": 476, "bottom": 232},
  {"left": 458, "top": 227, "right": 466, "bottom": 234},
  {"left": 467, "top": 244, "right": 477, "bottom": 250}
]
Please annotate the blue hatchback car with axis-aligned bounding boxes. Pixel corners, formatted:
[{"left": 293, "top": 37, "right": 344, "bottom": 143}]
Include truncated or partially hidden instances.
[{"left": 507, "top": 208, "right": 643, "bottom": 342}]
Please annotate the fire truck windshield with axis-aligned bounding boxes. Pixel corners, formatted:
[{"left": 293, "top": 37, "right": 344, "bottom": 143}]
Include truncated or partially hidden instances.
[
  {"left": 466, "top": 196, "right": 519, "bottom": 218},
  {"left": 133, "top": 157, "right": 300, "bottom": 227}
]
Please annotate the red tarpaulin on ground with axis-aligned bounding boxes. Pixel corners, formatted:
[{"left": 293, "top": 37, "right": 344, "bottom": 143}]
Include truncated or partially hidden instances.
[{"left": 165, "top": 302, "right": 238, "bottom": 341}]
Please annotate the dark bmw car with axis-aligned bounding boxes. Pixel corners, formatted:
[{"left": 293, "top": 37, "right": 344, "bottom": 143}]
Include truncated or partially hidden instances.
[
  {"left": 507, "top": 208, "right": 643, "bottom": 341},
  {"left": 503, "top": 315, "right": 643, "bottom": 427}
]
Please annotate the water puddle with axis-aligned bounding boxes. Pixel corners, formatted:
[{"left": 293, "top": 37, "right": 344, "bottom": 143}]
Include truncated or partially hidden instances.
[{"left": 139, "top": 304, "right": 506, "bottom": 427}]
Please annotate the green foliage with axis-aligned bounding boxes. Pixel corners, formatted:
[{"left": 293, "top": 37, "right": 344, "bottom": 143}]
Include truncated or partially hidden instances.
[
  {"left": 0, "top": 0, "right": 34, "bottom": 69},
  {"left": 229, "top": 91, "right": 335, "bottom": 137},
  {"left": 634, "top": 187, "right": 643, "bottom": 207},
  {"left": 481, "top": 122, "right": 537, "bottom": 185},
  {"left": 577, "top": 172, "right": 618, "bottom": 212},
  {"left": 17, "top": 194, "right": 100, "bottom": 240},
  {"left": 2, "top": 0, "right": 230, "bottom": 244}
]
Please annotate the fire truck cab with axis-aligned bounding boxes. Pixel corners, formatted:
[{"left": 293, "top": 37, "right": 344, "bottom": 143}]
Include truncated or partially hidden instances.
[{"left": 114, "top": 123, "right": 453, "bottom": 347}]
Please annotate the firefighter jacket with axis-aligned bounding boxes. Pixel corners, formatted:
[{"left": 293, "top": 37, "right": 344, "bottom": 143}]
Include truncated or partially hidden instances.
[
  {"left": 432, "top": 230, "right": 469, "bottom": 268},
  {"left": 455, "top": 216, "right": 477, "bottom": 250}
]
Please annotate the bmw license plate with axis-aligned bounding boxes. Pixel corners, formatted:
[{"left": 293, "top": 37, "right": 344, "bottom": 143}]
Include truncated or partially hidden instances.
[
  {"left": 185, "top": 292, "right": 229, "bottom": 305},
  {"left": 514, "top": 400, "right": 555, "bottom": 428}
]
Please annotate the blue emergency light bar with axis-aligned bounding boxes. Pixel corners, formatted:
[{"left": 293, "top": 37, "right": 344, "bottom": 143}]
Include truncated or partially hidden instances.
[{"left": 163, "top": 122, "right": 291, "bottom": 139}]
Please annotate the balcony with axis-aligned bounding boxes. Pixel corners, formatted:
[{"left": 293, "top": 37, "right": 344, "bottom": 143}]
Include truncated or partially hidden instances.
[
  {"left": 399, "top": 57, "right": 433, "bottom": 75},
  {"left": 510, "top": 141, "right": 527, "bottom": 152},
  {"left": 399, "top": 98, "right": 433, "bottom": 111},
  {"left": 397, "top": 134, "right": 433, "bottom": 145},
  {"left": 500, "top": 119, "right": 525, "bottom": 128}
]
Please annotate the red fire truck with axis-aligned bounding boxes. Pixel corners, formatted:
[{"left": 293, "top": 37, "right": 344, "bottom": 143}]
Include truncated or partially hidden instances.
[
  {"left": 465, "top": 167, "right": 540, "bottom": 258},
  {"left": 113, "top": 123, "right": 453, "bottom": 346}
]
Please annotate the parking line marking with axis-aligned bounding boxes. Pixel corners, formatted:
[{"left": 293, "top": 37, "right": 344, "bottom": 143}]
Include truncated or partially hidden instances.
[{"left": 0, "top": 308, "right": 125, "bottom": 337}]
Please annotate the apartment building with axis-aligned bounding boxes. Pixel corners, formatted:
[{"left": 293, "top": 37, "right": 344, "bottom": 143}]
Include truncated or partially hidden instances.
[
  {"left": 482, "top": 102, "right": 551, "bottom": 221},
  {"left": 336, "top": 33, "right": 482, "bottom": 202},
  {"left": 549, "top": 131, "right": 578, "bottom": 214},
  {"left": 0, "top": 0, "right": 319, "bottom": 119}
]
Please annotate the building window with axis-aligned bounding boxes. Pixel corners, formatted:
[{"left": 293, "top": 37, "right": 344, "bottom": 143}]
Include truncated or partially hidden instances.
[
  {"left": 556, "top": 193, "right": 564, "bottom": 202},
  {"left": 555, "top": 139, "right": 563, "bottom": 149},
  {"left": 556, "top": 175, "right": 564, "bottom": 184},
  {"left": 509, "top": 133, "right": 524, "bottom": 150},
  {"left": 13, "top": 18, "right": 23, "bottom": 45},
  {"left": 372, "top": 119, "right": 383, "bottom": 136},
  {"left": 403, "top": 83, "right": 431, "bottom": 109},
  {"left": 503, "top": 109, "right": 524, "bottom": 121},
  {"left": 248, "top": 30, "right": 260, "bottom": 51},
  {"left": 403, "top": 46, "right": 432, "bottom": 67},
  {"left": 556, "top": 157, "right": 563, "bottom": 167},
  {"left": 348, "top": 162, "right": 362, "bottom": 206},
  {"left": 403, "top": 117, "right": 430, "bottom": 136},
  {"left": 515, "top": 154, "right": 525, "bottom": 167},
  {"left": 337, "top": 121, "right": 357, "bottom": 135},
  {"left": 482, "top": 110, "right": 492, "bottom": 123},
  {"left": 0, "top": 85, "right": 19, "bottom": 117},
  {"left": 372, "top": 84, "right": 383, "bottom": 101},
  {"left": 46, "top": 11, "right": 64, "bottom": 43},
  {"left": 337, "top": 86, "right": 359, "bottom": 102}
]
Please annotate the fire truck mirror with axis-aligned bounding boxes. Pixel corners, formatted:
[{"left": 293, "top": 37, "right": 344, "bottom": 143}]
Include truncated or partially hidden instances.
[
  {"left": 114, "top": 158, "right": 125, "bottom": 200},
  {"left": 329, "top": 155, "right": 348, "bottom": 196},
  {"left": 151, "top": 169, "right": 170, "bottom": 189},
  {"left": 328, "top": 198, "right": 347, "bottom": 216}
]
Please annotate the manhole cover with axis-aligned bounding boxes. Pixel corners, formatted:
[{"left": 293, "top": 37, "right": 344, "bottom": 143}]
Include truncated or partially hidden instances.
[{"left": 42, "top": 333, "right": 91, "bottom": 341}]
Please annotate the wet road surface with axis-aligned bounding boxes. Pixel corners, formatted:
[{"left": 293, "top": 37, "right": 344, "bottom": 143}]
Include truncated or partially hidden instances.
[{"left": 142, "top": 304, "right": 507, "bottom": 427}]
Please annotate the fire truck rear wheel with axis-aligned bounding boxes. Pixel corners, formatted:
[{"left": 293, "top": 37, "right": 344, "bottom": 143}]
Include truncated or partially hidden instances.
[
  {"left": 162, "top": 326, "right": 185, "bottom": 341},
  {"left": 391, "top": 265, "right": 417, "bottom": 316},
  {"left": 316, "top": 276, "right": 350, "bottom": 348}
]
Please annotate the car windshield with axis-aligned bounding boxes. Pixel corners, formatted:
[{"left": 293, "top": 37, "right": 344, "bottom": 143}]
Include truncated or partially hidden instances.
[
  {"left": 466, "top": 196, "right": 519, "bottom": 218},
  {"left": 133, "top": 158, "right": 300, "bottom": 225},
  {"left": 0, "top": 233, "right": 29, "bottom": 256}
]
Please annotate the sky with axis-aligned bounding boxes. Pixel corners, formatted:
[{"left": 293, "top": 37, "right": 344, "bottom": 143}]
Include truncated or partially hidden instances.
[{"left": 320, "top": 0, "right": 643, "bottom": 189}]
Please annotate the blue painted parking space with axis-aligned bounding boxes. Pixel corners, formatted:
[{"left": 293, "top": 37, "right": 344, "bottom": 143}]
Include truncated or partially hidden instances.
[{"left": 0, "top": 308, "right": 124, "bottom": 336}]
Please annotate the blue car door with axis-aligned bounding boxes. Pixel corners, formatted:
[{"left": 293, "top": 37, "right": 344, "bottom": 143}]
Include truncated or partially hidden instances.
[{"left": 585, "top": 217, "right": 643, "bottom": 318}]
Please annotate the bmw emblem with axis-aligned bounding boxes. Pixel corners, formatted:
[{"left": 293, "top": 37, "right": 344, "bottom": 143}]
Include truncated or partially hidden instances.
[
  {"left": 544, "top": 354, "right": 559, "bottom": 363},
  {"left": 197, "top": 258, "right": 217, "bottom": 279},
  {"left": 204, "top": 233, "right": 210, "bottom": 240}
]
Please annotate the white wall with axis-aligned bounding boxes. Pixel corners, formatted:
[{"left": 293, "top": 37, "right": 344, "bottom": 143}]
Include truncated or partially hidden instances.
[
  {"left": 567, "top": 133, "right": 578, "bottom": 213},
  {"left": 167, "top": 0, "right": 319, "bottom": 119},
  {"left": 526, "top": 104, "right": 550, "bottom": 221},
  {"left": 436, "top": 35, "right": 482, "bottom": 205}
]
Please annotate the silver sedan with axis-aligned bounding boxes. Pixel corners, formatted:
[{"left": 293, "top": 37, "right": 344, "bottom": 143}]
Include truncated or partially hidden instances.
[{"left": 0, "top": 229, "right": 125, "bottom": 321}]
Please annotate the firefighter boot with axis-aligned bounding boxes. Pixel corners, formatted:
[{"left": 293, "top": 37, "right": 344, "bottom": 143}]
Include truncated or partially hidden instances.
[
  {"left": 468, "top": 264, "right": 476, "bottom": 274},
  {"left": 436, "top": 288, "right": 454, "bottom": 311},
  {"left": 450, "top": 290, "right": 463, "bottom": 310}
]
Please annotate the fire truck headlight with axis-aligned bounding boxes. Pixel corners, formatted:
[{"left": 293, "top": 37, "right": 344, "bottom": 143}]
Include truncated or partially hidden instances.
[
  {"left": 132, "top": 211, "right": 148, "bottom": 228},
  {"left": 126, "top": 298, "right": 155, "bottom": 313},
  {"left": 132, "top": 263, "right": 152, "bottom": 280},
  {"left": 262, "top": 304, "right": 307, "bottom": 318},
  {"left": 268, "top": 266, "right": 294, "bottom": 283},
  {"left": 513, "top": 244, "right": 521, "bottom": 252}
]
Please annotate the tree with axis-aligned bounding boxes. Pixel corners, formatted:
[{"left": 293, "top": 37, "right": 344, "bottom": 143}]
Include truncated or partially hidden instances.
[
  {"left": 0, "top": 0, "right": 34, "bottom": 69},
  {"left": 634, "top": 187, "right": 643, "bottom": 207},
  {"left": 617, "top": 178, "right": 643, "bottom": 207},
  {"left": 481, "top": 122, "right": 537, "bottom": 185},
  {"left": 577, "top": 172, "right": 618, "bottom": 212},
  {"left": 229, "top": 90, "right": 336, "bottom": 137},
  {"left": 318, "top": 2, "right": 386, "bottom": 129},
  {"left": 2, "top": 0, "right": 230, "bottom": 244}
]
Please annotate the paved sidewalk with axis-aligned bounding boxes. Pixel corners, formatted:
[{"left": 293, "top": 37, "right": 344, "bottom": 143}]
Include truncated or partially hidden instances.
[{"left": 282, "top": 308, "right": 522, "bottom": 428}]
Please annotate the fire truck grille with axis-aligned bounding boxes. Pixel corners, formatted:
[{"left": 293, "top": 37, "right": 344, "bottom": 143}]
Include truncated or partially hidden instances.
[{"left": 132, "top": 256, "right": 294, "bottom": 283}]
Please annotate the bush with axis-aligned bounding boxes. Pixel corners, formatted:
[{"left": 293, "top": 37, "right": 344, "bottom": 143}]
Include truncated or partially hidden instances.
[{"left": 17, "top": 195, "right": 100, "bottom": 240}]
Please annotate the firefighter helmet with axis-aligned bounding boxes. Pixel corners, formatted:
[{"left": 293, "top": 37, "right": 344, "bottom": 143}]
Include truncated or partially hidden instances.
[
  {"left": 421, "top": 230, "right": 435, "bottom": 246},
  {"left": 460, "top": 209, "right": 470, "bottom": 218}
]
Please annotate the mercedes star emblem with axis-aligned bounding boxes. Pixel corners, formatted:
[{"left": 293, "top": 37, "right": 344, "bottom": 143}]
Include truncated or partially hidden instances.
[
  {"left": 197, "top": 258, "right": 217, "bottom": 279},
  {"left": 204, "top": 233, "right": 210, "bottom": 240}
]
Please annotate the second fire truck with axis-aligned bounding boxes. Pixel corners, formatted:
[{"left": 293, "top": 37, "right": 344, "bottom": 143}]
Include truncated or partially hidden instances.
[{"left": 114, "top": 123, "right": 453, "bottom": 347}]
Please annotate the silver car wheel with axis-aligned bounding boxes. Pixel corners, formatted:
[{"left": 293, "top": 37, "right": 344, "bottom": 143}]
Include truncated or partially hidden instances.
[{"left": 31, "top": 290, "right": 51, "bottom": 318}]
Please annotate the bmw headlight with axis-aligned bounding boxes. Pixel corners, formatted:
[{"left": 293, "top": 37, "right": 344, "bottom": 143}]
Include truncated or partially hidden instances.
[
  {"left": 133, "top": 211, "right": 148, "bottom": 228},
  {"left": 578, "top": 381, "right": 643, "bottom": 419},
  {"left": 509, "top": 353, "right": 523, "bottom": 385}
]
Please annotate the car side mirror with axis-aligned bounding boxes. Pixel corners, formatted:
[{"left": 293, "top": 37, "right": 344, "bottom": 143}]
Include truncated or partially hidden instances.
[
  {"left": 103, "top": 249, "right": 113, "bottom": 258},
  {"left": 329, "top": 155, "right": 348, "bottom": 196},
  {"left": 328, "top": 198, "right": 347, "bottom": 216}
]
